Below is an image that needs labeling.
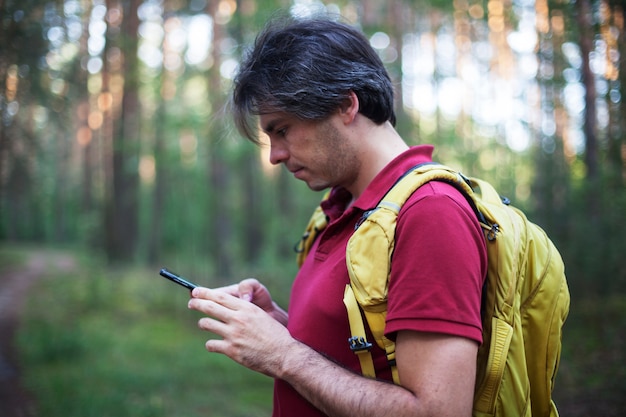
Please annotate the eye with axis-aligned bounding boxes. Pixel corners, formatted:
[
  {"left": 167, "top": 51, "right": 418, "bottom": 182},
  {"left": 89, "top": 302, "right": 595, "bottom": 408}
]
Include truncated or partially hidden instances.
[{"left": 276, "top": 127, "right": 287, "bottom": 137}]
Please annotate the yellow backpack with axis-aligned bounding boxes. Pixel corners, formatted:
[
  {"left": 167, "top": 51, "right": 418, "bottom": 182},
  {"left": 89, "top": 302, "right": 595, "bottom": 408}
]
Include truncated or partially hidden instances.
[{"left": 296, "top": 163, "right": 570, "bottom": 417}]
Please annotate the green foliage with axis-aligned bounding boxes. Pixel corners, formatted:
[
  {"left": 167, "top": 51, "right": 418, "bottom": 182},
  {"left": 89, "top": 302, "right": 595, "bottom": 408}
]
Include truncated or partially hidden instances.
[
  {"left": 557, "top": 170, "right": 626, "bottom": 299},
  {"left": 14, "top": 247, "right": 273, "bottom": 417},
  {"left": 0, "top": 244, "right": 29, "bottom": 268},
  {"left": 552, "top": 296, "right": 626, "bottom": 416}
]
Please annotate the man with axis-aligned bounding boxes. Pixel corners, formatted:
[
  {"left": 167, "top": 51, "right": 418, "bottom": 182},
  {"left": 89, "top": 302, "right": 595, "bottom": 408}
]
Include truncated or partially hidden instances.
[{"left": 187, "top": 15, "right": 487, "bottom": 417}]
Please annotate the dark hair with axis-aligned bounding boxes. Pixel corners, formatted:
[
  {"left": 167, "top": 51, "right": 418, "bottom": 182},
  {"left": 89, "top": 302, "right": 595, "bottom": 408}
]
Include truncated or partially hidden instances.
[{"left": 231, "top": 15, "right": 396, "bottom": 143}]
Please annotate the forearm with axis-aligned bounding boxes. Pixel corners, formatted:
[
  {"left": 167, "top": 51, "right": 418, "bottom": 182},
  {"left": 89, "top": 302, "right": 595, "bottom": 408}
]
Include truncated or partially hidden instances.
[
  {"left": 269, "top": 301, "right": 289, "bottom": 326},
  {"left": 277, "top": 340, "right": 421, "bottom": 417}
]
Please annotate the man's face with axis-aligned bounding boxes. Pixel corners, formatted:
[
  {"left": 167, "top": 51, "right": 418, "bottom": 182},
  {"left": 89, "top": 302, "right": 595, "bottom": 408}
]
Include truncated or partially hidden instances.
[{"left": 259, "top": 111, "right": 361, "bottom": 192}]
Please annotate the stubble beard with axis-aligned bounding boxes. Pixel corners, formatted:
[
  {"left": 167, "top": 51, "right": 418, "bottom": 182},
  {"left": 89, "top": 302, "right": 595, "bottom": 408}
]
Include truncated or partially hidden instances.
[{"left": 308, "top": 120, "right": 360, "bottom": 192}]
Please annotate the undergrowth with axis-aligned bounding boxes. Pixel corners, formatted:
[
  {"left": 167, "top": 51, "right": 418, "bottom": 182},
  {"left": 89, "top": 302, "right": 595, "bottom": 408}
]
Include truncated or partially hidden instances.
[{"left": 11, "top": 246, "right": 273, "bottom": 417}]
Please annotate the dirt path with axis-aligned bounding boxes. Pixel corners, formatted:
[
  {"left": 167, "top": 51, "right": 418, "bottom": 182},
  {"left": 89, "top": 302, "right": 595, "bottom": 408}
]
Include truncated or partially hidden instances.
[{"left": 0, "top": 248, "right": 76, "bottom": 417}]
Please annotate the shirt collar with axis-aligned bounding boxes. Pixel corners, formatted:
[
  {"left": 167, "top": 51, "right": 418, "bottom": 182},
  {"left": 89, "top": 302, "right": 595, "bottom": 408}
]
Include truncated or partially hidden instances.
[
  {"left": 322, "top": 145, "right": 434, "bottom": 220},
  {"left": 353, "top": 145, "right": 434, "bottom": 210}
]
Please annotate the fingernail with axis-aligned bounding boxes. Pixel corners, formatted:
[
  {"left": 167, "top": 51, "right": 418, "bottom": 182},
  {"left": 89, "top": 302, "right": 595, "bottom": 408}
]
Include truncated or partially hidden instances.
[{"left": 241, "top": 292, "right": 252, "bottom": 302}]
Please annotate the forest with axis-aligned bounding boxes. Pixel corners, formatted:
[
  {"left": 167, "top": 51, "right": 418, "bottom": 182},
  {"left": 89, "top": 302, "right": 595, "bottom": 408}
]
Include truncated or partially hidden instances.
[{"left": 1, "top": 0, "right": 625, "bottom": 415}]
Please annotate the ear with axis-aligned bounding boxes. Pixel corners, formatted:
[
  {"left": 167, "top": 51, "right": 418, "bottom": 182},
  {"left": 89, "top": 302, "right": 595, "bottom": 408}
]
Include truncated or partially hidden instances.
[{"left": 338, "top": 91, "right": 360, "bottom": 125}]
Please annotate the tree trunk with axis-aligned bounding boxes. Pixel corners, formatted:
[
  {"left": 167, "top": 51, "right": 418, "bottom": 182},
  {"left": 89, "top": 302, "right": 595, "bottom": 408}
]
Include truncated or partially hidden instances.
[
  {"left": 618, "top": 3, "right": 626, "bottom": 186},
  {"left": 576, "top": 0, "right": 599, "bottom": 184},
  {"left": 146, "top": 96, "right": 166, "bottom": 265},
  {"left": 104, "top": 0, "right": 141, "bottom": 263},
  {"left": 146, "top": 0, "right": 177, "bottom": 264},
  {"left": 606, "top": 1, "right": 625, "bottom": 187},
  {"left": 207, "top": 0, "right": 233, "bottom": 279}
]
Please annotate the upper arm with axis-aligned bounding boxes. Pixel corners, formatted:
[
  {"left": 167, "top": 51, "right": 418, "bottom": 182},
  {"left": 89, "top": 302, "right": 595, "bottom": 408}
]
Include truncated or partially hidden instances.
[
  {"left": 386, "top": 183, "right": 484, "bottom": 416},
  {"left": 395, "top": 330, "right": 478, "bottom": 417},
  {"left": 386, "top": 183, "right": 487, "bottom": 343}
]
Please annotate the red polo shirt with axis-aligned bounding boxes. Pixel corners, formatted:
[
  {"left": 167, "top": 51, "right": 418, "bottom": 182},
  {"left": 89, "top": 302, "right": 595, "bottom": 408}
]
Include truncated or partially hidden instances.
[{"left": 272, "top": 145, "right": 487, "bottom": 417}]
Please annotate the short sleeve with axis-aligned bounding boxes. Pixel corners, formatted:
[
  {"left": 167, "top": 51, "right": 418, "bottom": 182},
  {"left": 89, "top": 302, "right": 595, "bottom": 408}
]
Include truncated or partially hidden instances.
[{"left": 385, "top": 181, "right": 487, "bottom": 344}]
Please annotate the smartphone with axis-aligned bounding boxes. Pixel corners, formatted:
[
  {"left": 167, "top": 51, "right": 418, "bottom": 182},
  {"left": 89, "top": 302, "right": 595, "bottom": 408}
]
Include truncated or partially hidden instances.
[{"left": 159, "top": 268, "right": 198, "bottom": 291}]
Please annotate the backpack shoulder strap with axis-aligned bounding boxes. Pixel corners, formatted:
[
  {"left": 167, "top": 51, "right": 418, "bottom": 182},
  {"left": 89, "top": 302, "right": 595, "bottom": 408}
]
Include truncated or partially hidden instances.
[
  {"left": 347, "top": 162, "right": 481, "bottom": 307},
  {"left": 295, "top": 191, "right": 330, "bottom": 267},
  {"left": 344, "top": 162, "right": 481, "bottom": 384},
  {"left": 382, "top": 162, "right": 473, "bottom": 206}
]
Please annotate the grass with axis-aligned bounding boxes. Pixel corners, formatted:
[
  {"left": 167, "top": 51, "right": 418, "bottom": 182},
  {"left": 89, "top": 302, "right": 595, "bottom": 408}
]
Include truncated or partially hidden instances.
[{"left": 8, "top": 246, "right": 273, "bottom": 417}]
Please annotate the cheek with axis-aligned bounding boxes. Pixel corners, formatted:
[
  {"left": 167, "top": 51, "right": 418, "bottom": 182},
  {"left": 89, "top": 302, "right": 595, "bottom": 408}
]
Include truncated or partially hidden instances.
[{"left": 318, "top": 138, "right": 359, "bottom": 178}]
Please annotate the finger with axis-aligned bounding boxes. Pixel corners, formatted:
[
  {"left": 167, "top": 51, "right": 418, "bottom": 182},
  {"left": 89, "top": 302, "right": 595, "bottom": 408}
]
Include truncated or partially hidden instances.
[
  {"left": 191, "top": 287, "right": 242, "bottom": 309},
  {"left": 205, "top": 338, "right": 229, "bottom": 354},
  {"left": 211, "top": 283, "right": 242, "bottom": 297},
  {"left": 197, "top": 316, "right": 229, "bottom": 336},
  {"left": 192, "top": 285, "right": 241, "bottom": 300},
  {"left": 238, "top": 278, "right": 261, "bottom": 302},
  {"left": 191, "top": 286, "right": 217, "bottom": 299},
  {"left": 188, "top": 297, "right": 234, "bottom": 323}
]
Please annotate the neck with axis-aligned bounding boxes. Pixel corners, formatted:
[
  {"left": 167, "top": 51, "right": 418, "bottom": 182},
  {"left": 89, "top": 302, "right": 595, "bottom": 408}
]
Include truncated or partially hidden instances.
[{"left": 348, "top": 121, "right": 409, "bottom": 200}]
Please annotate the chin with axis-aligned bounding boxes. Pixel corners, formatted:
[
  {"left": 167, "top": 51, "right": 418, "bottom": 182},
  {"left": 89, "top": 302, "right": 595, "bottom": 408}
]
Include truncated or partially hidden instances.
[{"left": 306, "top": 181, "right": 331, "bottom": 192}]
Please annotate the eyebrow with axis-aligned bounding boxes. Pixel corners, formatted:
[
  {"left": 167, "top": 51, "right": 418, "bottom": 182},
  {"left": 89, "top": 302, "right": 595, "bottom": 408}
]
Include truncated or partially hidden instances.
[
  {"left": 262, "top": 120, "right": 276, "bottom": 134},
  {"left": 261, "top": 116, "right": 284, "bottom": 135}
]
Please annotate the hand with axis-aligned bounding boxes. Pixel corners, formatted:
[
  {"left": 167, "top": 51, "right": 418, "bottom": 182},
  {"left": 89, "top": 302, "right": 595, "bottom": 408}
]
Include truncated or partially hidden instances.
[
  {"left": 188, "top": 286, "right": 296, "bottom": 377},
  {"left": 211, "top": 278, "right": 287, "bottom": 325}
]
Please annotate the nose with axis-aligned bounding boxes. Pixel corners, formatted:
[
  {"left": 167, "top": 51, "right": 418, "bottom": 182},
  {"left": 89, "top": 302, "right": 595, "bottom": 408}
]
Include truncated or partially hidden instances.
[{"left": 268, "top": 140, "right": 289, "bottom": 165}]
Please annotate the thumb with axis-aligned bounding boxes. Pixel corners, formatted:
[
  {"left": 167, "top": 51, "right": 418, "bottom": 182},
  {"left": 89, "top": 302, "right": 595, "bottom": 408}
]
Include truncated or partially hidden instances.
[{"left": 238, "top": 278, "right": 261, "bottom": 302}]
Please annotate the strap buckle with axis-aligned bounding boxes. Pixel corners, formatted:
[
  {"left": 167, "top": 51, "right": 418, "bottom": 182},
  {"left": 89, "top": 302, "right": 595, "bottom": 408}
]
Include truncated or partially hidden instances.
[{"left": 348, "top": 336, "right": 373, "bottom": 352}]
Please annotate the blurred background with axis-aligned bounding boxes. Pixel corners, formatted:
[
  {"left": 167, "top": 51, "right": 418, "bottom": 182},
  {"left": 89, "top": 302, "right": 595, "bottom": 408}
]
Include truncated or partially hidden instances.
[{"left": 0, "top": 0, "right": 624, "bottom": 416}]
